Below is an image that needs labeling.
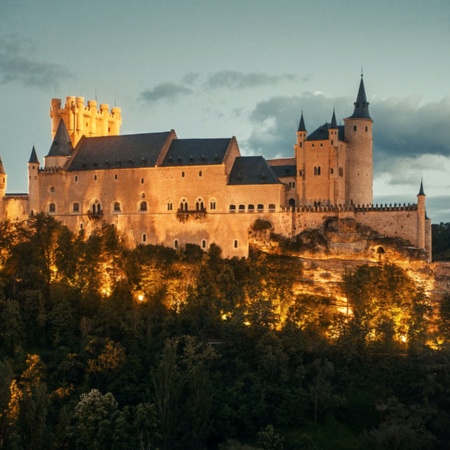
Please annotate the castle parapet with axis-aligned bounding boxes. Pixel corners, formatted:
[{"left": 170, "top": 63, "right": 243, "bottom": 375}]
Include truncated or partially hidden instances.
[{"left": 50, "top": 96, "right": 122, "bottom": 147}]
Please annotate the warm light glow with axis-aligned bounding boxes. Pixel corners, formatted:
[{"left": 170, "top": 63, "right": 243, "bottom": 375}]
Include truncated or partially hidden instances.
[
  {"left": 137, "top": 293, "right": 144, "bottom": 302},
  {"left": 400, "top": 334, "right": 407, "bottom": 343}
]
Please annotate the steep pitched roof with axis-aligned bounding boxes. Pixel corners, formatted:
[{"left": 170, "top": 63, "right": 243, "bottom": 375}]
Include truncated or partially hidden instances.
[
  {"left": 160, "top": 138, "right": 232, "bottom": 166},
  {"left": 0, "top": 155, "right": 5, "bottom": 175},
  {"left": 28, "top": 146, "right": 40, "bottom": 164},
  {"left": 47, "top": 119, "right": 73, "bottom": 157},
  {"left": 66, "top": 132, "right": 172, "bottom": 171},
  {"left": 307, "top": 123, "right": 345, "bottom": 141},
  {"left": 418, "top": 179, "right": 426, "bottom": 196},
  {"left": 228, "top": 156, "right": 281, "bottom": 185},
  {"left": 330, "top": 109, "right": 338, "bottom": 128},
  {"left": 297, "top": 112, "right": 306, "bottom": 132},
  {"left": 347, "top": 76, "right": 371, "bottom": 120}
]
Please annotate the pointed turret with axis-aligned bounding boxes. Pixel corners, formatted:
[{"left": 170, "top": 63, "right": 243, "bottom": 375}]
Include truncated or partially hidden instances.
[
  {"left": 0, "top": 155, "right": 6, "bottom": 200},
  {"left": 47, "top": 119, "right": 73, "bottom": 157},
  {"left": 418, "top": 178, "right": 425, "bottom": 196},
  {"left": 297, "top": 111, "right": 306, "bottom": 132},
  {"left": 0, "top": 155, "right": 5, "bottom": 175},
  {"left": 29, "top": 145, "right": 40, "bottom": 164},
  {"left": 45, "top": 119, "right": 73, "bottom": 168},
  {"left": 348, "top": 75, "right": 371, "bottom": 120},
  {"left": 330, "top": 109, "right": 338, "bottom": 129}
]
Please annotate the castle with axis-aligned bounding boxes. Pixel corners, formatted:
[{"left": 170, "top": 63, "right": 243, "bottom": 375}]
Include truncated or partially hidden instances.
[{"left": 0, "top": 77, "right": 432, "bottom": 259}]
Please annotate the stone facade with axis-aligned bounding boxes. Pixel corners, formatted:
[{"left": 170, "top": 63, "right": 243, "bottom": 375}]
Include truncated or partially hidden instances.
[{"left": 0, "top": 77, "right": 432, "bottom": 260}]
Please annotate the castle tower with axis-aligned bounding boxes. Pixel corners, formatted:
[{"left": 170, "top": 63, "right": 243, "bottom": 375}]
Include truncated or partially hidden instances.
[
  {"left": 44, "top": 119, "right": 73, "bottom": 169},
  {"left": 328, "top": 109, "right": 342, "bottom": 204},
  {"left": 50, "top": 96, "right": 122, "bottom": 147},
  {"left": 294, "top": 112, "right": 307, "bottom": 204},
  {"left": 417, "top": 179, "right": 427, "bottom": 251},
  {"left": 28, "top": 146, "right": 40, "bottom": 215},
  {"left": 343, "top": 75, "right": 373, "bottom": 206}
]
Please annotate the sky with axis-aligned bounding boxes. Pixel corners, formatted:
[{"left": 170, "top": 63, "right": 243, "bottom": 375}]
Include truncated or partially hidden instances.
[{"left": 1, "top": 0, "right": 450, "bottom": 222}]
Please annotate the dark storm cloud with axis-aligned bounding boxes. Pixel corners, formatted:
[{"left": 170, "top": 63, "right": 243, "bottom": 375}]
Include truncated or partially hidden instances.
[
  {"left": 244, "top": 93, "right": 450, "bottom": 178},
  {"left": 204, "top": 70, "right": 304, "bottom": 90},
  {"left": 371, "top": 96, "right": 450, "bottom": 176},
  {"left": 0, "top": 34, "right": 71, "bottom": 88},
  {"left": 139, "top": 82, "right": 193, "bottom": 104},
  {"left": 245, "top": 93, "right": 348, "bottom": 157}
]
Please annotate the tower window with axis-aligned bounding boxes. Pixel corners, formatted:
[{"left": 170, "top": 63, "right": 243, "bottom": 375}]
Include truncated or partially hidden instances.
[
  {"left": 339, "top": 167, "right": 344, "bottom": 176},
  {"left": 174, "top": 239, "right": 178, "bottom": 249},
  {"left": 72, "top": 202, "right": 80, "bottom": 213},
  {"left": 113, "top": 202, "right": 121, "bottom": 212},
  {"left": 142, "top": 233, "right": 147, "bottom": 243},
  {"left": 49, "top": 203, "right": 56, "bottom": 213},
  {"left": 199, "top": 170, "right": 202, "bottom": 177},
  {"left": 75, "top": 175, "right": 78, "bottom": 182},
  {"left": 139, "top": 201, "right": 148, "bottom": 212},
  {"left": 141, "top": 178, "right": 144, "bottom": 184},
  {"left": 365, "top": 126, "right": 368, "bottom": 132},
  {"left": 115, "top": 174, "right": 118, "bottom": 180},
  {"left": 201, "top": 239, "right": 207, "bottom": 249},
  {"left": 94, "top": 175, "right": 97, "bottom": 181},
  {"left": 234, "top": 239, "right": 239, "bottom": 249},
  {"left": 354, "top": 125, "right": 357, "bottom": 131},
  {"left": 167, "top": 202, "right": 173, "bottom": 211},
  {"left": 181, "top": 171, "right": 185, "bottom": 177}
]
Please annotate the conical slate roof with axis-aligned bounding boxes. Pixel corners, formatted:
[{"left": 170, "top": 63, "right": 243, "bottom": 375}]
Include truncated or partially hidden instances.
[
  {"left": 28, "top": 145, "right": 40, "bottom": 164},
  {"left": 330, "top": 109, "right": 338, "bottom": 128},
  {"left": 0, "top": 155, "right": 5, "bottom": 174},
  {"left": 297, "top": 112, "right": 306, "bottom": 132},
  {"left": 418, "top": 179, "right": 425, "bottom": 196},
  {"left": 348, "top": 76, "right": 371, "bottom": 120},
  {"left": 47, "top": 119, "right": 73, "bottom": 157}
]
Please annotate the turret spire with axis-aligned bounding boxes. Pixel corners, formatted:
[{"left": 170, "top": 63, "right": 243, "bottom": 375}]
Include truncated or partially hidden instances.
[
  {"left": 348, "top": 75, "right": 371, "bottom": 120},
  {"left": 418, "top": 178, "right": 425, "bottom": 196},
  {"left": 330, "top": 108, "right": 337, "bottom": 129},
  {"left": 28, "top": 145, "right": 40, "bottom": 164},
  {"left": 47, "top": 119, "right": 73, "bottom": 157},
  {"left": 297, "top": 111, "right": 306, "bottom": 132}
]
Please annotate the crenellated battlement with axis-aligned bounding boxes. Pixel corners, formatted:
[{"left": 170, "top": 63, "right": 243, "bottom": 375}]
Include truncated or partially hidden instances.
[
  {"left": 50, "top": 96, "right": 122, "bottom": 147},
  {"left": 281, "top": 203, "right": 418, "bottom": 213}
]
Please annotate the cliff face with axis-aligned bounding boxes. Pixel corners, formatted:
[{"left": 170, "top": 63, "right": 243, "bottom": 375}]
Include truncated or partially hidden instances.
[{"left": 249, "top": 218, "right": 447, "bottom": 305}]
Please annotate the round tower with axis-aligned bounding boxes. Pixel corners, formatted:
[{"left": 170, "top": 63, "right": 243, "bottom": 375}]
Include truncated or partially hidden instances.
[
  {"left": 28, "top": 146, "right": 40, "bottom": 216},
  {"left": 294, "top": 112, "right": 307, "bottom": 205},
  {"left": 50, "top": 98, "right": 62, "bottom": 140},
  {"left": 343, "top": 76, "right": 373, "bottom": 206}
]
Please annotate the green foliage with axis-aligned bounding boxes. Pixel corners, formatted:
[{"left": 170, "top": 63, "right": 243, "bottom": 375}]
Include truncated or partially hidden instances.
[
  {"left": 0, "top": 225, "right": 448, "bottom": 448},
  {"left": 432, "top": 222, "right": 450, "bottom": 261}
]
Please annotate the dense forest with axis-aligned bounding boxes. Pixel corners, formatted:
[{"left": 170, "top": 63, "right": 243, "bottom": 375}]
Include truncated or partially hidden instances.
[{"left": 0, "top": 215, "right": 450, "bottom": 449}]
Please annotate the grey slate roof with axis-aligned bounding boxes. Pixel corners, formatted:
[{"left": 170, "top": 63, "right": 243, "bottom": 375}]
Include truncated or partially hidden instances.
[
  {"left": 270, "top": 164, "right": 296, "bottom": 178},
  {"left": 307, "top": 123, "right": 345, "bottom": 141},
  {"left": 47, "top": 119, "right": 73, "bottom": 157},
  {"left": 228, "top": 156, "right": 281, "bottom": 185},
  {"left": 160, "top": 138, "right": 232, "bottom": 166},
  {"left": 67, "top": 132, "right": 172, "bottom": 171},
  {"left": 0, "top": 155, "right": 5, "bottom": 175},
  {"left": 297, "top": 112, "right": 306, "bottom": 132},
  {"left": 347, "top": 76, "right": 371, "bottom": 120},
  {"left": 28, "top": 146, "right": 39, "bottom": 164}
]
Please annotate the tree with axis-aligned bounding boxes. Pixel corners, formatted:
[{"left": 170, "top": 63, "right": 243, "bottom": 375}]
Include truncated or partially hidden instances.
[
  {"left": 342, "top": 264, "right": 431, "bottom": 354},
  {"left": 73, "top": 389, "right": 118, "bottom": 450}
]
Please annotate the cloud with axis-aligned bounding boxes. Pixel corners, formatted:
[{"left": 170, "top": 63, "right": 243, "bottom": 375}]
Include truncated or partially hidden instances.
[
  {"left": 0, "top": 34, "right": 72, "bottom": 88},
  {"left": 139, "top": 82, "right": 193, "bottom": 104},
  {"left": 204, "top": 70, "right": 305, "bottom": 90},
  {"left": 243, "top": 92, "right": 450, "bottom": 184}
]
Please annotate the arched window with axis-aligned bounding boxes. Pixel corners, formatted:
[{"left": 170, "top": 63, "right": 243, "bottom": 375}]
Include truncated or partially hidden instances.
[
  {"left": 289, "top": 199, "right": 296, "bottom": 208},
  {"left": 209, "top": 199, "right": 216, "bottom": 210},
  {"left": 196, "top": 198, "right": 204, "bottom": 211},
  {"left": 180, "top": 199, "right": 188, "bottom": 211},
  {"left": 257, "top": 204, "right": 264, "bottom": 212},
  {"left": 113, "top": 202, "right": 121, "bottom": 213},
  {"left": 229, "top": 204, "right": 236, "bottom": 213},
  {"left": 139, "top": 201, "right": 148, "bottom": 212},
  {"left": 91, "top": 200, "right": 101, "bottom": 214},
  {"left": 268, "top": 204, "right": 276, "bottom": 212},
  {"left": 238, "top": 204, "right": 245, "bottom": 213},
  {"left": 49, "top": 203, "right": 56, "bottom": 213},
  {"left": 248, "top": 204, "right": 255, "bottom": 212}
]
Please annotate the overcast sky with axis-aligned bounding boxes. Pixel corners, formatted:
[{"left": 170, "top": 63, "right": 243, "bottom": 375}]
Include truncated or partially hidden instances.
[{"left": 1, "top": 0, "right": 449, "bottom": 222}]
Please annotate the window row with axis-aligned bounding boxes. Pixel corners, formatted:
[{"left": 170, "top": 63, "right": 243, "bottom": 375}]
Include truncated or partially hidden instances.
[{"left": 229, "top": 204, "right": 276, "bottom": 213}]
